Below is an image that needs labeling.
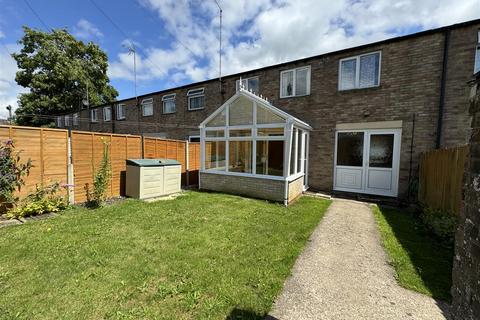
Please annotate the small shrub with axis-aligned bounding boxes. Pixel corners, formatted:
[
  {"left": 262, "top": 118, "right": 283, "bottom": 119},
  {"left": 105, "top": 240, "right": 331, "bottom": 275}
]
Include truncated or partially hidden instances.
[
  {"left": 86, "top": 139, "right": 111, "bottom": 208},
  {"left": 8, "top": 182, "right": 68, "bottom": 218},
  {"left": 420, "top": 207, "right": 457, "bottom": 244},
  {"left": 0, "top": 139, "right": 33, "bottom": 211}
]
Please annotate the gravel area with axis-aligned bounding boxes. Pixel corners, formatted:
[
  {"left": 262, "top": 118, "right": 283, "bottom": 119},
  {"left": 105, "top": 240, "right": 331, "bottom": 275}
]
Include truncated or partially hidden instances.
[{"left": 268, "top": 199, "right": 450, "bottom": 320}]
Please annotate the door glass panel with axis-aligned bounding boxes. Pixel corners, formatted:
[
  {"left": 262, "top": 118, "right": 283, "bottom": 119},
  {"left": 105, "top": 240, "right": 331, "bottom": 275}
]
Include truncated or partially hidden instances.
[
  {"left": 369, "top": 134, "right": 394, "bottom": 168},
  {"left": 336, "top": 132, "right": 364, "bottom": 166},
  {"left": 229, "top": 141, "right": 252, "bottom": 173},
  {"left": 256, "top": 140, "right": 284, "bottom": 176}
]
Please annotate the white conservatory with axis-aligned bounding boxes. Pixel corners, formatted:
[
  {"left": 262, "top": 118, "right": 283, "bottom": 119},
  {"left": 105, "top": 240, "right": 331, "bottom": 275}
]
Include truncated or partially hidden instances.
[{"left": 199, "top": 85, "right": 312, "bottom": 205}]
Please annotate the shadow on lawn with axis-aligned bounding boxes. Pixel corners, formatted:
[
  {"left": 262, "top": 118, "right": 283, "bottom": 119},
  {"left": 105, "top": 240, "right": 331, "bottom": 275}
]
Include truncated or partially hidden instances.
[
  {"left": 225, "top": 309, "right": 279, "bottom": 320},
  {"left": 379, "top": 206, "right": 454, "bottom": 302}
]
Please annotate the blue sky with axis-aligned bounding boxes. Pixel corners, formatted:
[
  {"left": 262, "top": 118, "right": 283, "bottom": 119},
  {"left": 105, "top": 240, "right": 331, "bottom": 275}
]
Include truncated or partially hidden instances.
[{"left": 0, "top": 0, "right": 479, "bottom": 118}]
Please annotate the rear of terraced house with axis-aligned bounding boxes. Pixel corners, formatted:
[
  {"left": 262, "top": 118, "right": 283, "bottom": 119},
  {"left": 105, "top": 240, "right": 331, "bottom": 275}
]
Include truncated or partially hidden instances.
[{"left": 56, "top": 19, "right": 480, "bottom": 200}]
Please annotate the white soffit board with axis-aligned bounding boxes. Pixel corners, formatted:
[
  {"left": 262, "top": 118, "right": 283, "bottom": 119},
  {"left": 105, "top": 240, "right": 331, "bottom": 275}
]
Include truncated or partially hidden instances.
[{"left": 336, "top": 120, "right": 403, "bottom": 130}]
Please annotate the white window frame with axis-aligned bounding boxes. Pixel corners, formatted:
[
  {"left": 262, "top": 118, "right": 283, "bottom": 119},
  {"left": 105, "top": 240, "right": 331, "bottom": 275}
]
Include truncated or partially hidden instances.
[
  {"left": 474, "top": 30, "right": 480, "bottom": 74},
  {"left": 64, "top": 115, "right": 70, "bottom": 127},
  {"left": 56, "top": 116, "right": 62, "bottom": 127},
  {"left": 90, "top": 109, "right": 98, "bottom": 123},
  {"left": 141, "top": 98, "right": 154, "bottom": 117},
  {"left": 236, "top": 76, "right": 259, "bottom": 93},
  {"left": 188, "top": 135, "right": 200, "bottom": 142},
  {"left": 187, "top": 88, "right": 205, "bottom": 111},
  {"left": 338, "top": 51, "right": 382, "bottom": 91},
  {"left": 162, "top": 93, "right": 176, "bottom": 114},
  {"left": 103, "top": 106, "right": 112, "bottom": 122},
  {"left": 279, "top": 66, "right": 311, "bottom": 98},
  {"left": 73, "top": 113, "right": 79, "bottom": 126},
  {"left": 116, "top": 104, "right": 126, "bottom": 120}
]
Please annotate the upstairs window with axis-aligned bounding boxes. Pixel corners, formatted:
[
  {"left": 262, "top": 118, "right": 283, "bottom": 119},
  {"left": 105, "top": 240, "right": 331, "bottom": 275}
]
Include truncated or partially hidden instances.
[
  {"left": 162, "top": 94, "right": 176, "bottom": 114},
  {"left": 90, "top": 109, "right": 98, "bottom": 122},
  {"left": 187, "top": 88, "right": 205, "bottom": 110},
  {"left": 280, "top": 66, "right": 310, "bottom": 98},
  {"left": 103, "top": 106, "right": 112, "bottom": 122},
  {"left": 73, "top": 113, "right": 79, "bottom": 126},
  {"left": 475, "top": 30, "right": 480, "bottom": 74},
  {"left": 116, "top": 104, "right": 126, "bottom": 120},
  {"left": 236, "top": 77, "right": 259, "bottom": 94},
  {"left": 56, "top": 116, "right": 62, "bottom": 127},
  {"left": 64, "top": 115, "right": 70, "bottom": 127},
  {"left": 339, "top": 51, "right": 381, "bottom": 90},
  {"left": 141, "top": 98, "right": 154, "bottom": 116}
]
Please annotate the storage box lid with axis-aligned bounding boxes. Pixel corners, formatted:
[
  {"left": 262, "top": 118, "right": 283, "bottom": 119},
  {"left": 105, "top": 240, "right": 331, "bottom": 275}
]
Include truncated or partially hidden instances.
[{"left": 126, "top": 159, "right": 181, "bottom": 167}]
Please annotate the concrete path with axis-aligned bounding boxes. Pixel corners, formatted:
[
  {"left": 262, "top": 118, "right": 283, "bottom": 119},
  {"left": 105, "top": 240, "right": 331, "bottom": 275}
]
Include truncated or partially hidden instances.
[{"left": 268, "top": 199, "right": 450, "bottom": 320}]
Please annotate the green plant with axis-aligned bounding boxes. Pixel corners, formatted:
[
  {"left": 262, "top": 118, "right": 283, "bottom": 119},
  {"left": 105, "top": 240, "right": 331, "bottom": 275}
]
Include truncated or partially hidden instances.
[
  {"left": 8, "top": 182, "right": 68, "bottom": 218},
  {"left": 86, "top": 139, "right": 111, "bottom": 208},
  {"left": 420, "top": 207, "right": 457, "bottom": 244},
  {"left": 0, "top": 139, "right": 32, "bottom": 211}
]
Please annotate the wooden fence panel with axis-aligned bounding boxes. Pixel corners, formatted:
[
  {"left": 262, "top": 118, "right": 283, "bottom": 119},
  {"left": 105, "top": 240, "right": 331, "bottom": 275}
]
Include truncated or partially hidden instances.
[
  {"left": 188, "top": 143, "right": 200, "bottom": 185},
  {"left": 1, "top": 126, "right": 200, "bottom": 205},
  {"left": 0, "top": 125, "right": 68, "bottom": 199},
  {"left": 418, "top": 145, "right": 469, "bottom": 215}
]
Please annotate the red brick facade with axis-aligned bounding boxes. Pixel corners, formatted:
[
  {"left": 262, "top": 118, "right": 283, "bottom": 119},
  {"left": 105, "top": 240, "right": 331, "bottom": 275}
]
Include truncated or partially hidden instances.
[{"left": 58, "top": 20, "right": 480, "bottom": 199}]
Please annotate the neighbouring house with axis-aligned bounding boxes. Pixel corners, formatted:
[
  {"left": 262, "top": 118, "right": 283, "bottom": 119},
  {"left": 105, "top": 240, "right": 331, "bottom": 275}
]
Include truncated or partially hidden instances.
[
  {"left": 56, "top": 19, "right": 480, "bottom": 200},
  {"left": 199, "top": 87, "right": 312, "bottom": 204}
]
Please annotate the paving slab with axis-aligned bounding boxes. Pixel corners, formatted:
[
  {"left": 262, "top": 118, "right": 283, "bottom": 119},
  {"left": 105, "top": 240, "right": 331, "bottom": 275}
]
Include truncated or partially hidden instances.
[{"left": 268, "top": 199, "right": 450, "bottom": 320}]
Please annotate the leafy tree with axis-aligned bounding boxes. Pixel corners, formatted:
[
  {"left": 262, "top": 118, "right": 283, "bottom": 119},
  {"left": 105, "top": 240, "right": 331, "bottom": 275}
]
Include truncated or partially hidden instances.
[{"left": 12, "top": 27, "right": 118, "bottom": 126}]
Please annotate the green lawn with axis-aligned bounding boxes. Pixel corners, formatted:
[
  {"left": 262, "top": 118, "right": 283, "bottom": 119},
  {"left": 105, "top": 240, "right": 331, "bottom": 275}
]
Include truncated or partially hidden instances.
[
  {"left": 0, "top": 191, "right": 331, "bottom": 320},
  {"left": 372, "top": 205, "right": 453, "bottom": 301}
]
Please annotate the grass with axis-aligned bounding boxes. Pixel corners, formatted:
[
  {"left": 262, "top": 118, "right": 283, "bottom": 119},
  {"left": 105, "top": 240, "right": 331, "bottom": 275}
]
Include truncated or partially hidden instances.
[
  {"left": 0, "top": 191, "right": 331, "bottom": 320},
  {"left": 372, "top": 205, "right": 454, "bottom": 301}
]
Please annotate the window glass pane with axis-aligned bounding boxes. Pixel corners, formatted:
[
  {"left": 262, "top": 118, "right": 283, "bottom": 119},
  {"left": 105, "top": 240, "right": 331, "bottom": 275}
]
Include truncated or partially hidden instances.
[
  {"left": 475, "top": 46, "right": 480, "bottom": 74},
  {"left": 189, "top": 95, "right": 204, "bottom": 110},
  {"left": 163, "top": 100, "right": 175, "bottom": 113},
  {"left": 229, "top": 141, "right": 252, "bottom": 173},
  {"left": 206, "top": 130, "right": 224, "bottom": 138},
  {"left": 340, "top": 58, "right": 356, "bottom": 90},
  {"left": 359, "top": 53, "right": 380, "bottom": 88},
  {"left": 206, "top": 109, "right": 226, "bottom": 127},
  {"left": 248, "top": 77, "right": 259, "bottom": 94},
  {"left": 256, "top": 140, "right": 284, "bottom": 176},
  {"left": 229, "top": 96, "right": 253, "bottom": 125},
  {"left": 256, "top": 105, "right": 285, "bottom": 124},
  {"left": 257, "top": 127, "right": 284, "bottom": 137},
  {"left": 205, "top": 141, "right": 226, "bottom": 170},
  {"left": 336, "top": 132, "right": 364, "bottom": 166},
  {"left": 369, "top": 134, "right": 394, "bottom": 168},
  {"left": 297, "top": 130, "right": 303, "bottom": 173},
  {"left": 229, "top": 129, "right": 251, "bottom": 137},
  {"left": 143, "top": 104, "right": 153, "bottom": 116},
  {"left": 281, "top": 70, "right": 294, "bottom": 97},
  {"left": 295, "top": 68, "right": 308, "bottom": 96},
  {"left": 290, "top": 128, "right": 297, "bottom": 175}
]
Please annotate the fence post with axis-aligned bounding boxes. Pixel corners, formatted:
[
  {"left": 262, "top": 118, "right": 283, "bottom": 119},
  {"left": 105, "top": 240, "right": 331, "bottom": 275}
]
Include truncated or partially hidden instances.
[{"left": 186, "top": 141, "right": 190, "bottom": 186}]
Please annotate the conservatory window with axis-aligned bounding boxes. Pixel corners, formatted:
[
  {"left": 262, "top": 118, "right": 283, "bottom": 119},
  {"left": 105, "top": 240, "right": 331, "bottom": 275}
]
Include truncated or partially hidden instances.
[
  {"left": 229, "top": 129, "right": 252, "bottom": 137},
  {"left": 257, "top": 105, "right": 285, "bottom": 124},
  {"left": 206, "top": 109, "right": 226, "bottom": 127},
  {"left": 229, "top": 141, "right": 252, "bottom": 173},
  {"left": 205, "top": 141, "right": 226, "bottom": 170},
  {"left": 256, "top": 140, "right": 284, "bottom": 176},
  {"left": 205, "top": 129, "right": 225, "bottom": 138},
  {"left": 257, "top": 127, "right": 284, "bottom": 137},
  {"left": 229, "top": 95, "right": 253, "bottom": 125}
]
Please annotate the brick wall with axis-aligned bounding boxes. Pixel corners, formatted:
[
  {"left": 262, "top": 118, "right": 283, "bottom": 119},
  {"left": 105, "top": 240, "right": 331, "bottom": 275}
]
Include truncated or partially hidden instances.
[
  {"left": 451, "top": 74, "right": 480, "bottom": 320},
  {"left": 200, "top": 172, "right": 285, "bottom": 202},
  {"left": 60, "top": 21, "right": 480, "bottom": 199},
  {"left": 288, "top": 176, "right": 304, "bottom": 202}
]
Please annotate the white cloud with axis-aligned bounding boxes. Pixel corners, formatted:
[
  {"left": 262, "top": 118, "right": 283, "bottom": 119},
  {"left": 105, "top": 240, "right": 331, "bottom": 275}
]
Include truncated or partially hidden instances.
[
  {"left": 73, "top": 19, "right": 104, "bottom": 40},
  {"left": 108, "top": 0, "right": 479, "bottom": 88},
  {"left": 0, "top": 43, "right": 28, "bottom": 119}
]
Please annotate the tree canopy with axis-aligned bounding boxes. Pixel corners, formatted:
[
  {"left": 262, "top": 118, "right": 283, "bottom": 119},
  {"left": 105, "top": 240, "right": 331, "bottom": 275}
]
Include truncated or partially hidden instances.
[{"left": 12, "top": 27, "right": 118, "bottom": 126}]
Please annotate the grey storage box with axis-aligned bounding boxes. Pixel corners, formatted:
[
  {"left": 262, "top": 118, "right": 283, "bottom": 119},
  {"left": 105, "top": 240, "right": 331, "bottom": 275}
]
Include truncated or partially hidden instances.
[{"left": 125, "top": 159, "right": 181, "bottom": 199}]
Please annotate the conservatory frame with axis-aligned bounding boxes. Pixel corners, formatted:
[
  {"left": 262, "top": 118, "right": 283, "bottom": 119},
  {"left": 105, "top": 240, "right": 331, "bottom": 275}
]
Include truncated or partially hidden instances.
[{"left": 199, "top": 86, "right": 312, "bottom": 203}]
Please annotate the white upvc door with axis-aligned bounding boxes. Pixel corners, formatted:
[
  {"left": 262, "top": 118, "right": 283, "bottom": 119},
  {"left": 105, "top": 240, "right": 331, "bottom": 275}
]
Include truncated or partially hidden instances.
[{"left": 334, "top": 128, "right": 401, "bottom": 197}]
